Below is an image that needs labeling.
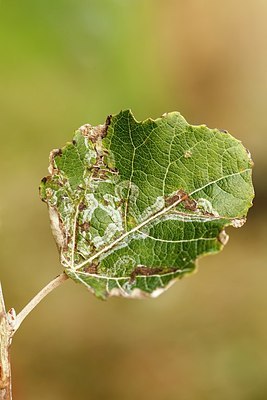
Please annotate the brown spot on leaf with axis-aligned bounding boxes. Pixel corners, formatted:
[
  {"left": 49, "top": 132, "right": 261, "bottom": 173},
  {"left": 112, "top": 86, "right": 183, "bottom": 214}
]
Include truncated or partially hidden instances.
[
  {"left": 130, "top": 266, "right": 162, "bottom": 281},
  {"left": 165, "top": 189, "right": 189, "bottom": 206},
  {"left": 183, "top": 197, "right": 198, "bottom": 212},
  {"left": 166, "top": 190, "right": 198, "bottom": 211},
  {"left": 80, "top": 222, "right": 90, "bottom": 232},
  {"left": 53, "top": 149, "right": 62, "bottom": 157},
  {"left": 84, "top": 263, "right": 98, "bottom": 274},
  {"left": 78, "top": 202, "right": 86, "bottom": 211},
  {"left": 130, "top": 266, "right": 176, "bottom": 282}
]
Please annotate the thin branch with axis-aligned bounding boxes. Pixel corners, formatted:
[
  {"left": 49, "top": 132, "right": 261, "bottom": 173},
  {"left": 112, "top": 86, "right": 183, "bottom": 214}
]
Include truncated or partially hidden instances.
[
  {"left": 13, "top": 273, "right": 69, "bottom": 334},
  {"left": 0, "top": 283, "right": 13, "bottom": 400}
]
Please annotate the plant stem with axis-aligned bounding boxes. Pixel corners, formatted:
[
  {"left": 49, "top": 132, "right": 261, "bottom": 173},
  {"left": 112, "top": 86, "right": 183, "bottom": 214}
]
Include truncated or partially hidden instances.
[
  {"left": 0, "top": 284, "right": 13, "bottom": 400},
  {"left": 0, "top": 273, "right": 68, "bottom": 399},
  {"left": 13, "top": 272, "right": 69, "bottom": 334}
]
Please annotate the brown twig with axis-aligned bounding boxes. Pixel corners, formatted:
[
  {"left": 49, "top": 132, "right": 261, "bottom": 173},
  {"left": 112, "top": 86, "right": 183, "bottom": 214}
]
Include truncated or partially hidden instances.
[
  {"left": 0, "top": 273, "right": 69, "bottom": 399},
  {"left": 0, "top": 284, "right": 13, "bottom": 400}
]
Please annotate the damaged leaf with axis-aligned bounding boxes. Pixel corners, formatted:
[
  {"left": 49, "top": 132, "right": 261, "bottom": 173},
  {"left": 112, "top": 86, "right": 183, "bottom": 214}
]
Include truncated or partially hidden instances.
[{"left": 40, "top": 110, "right": 254, "bottom": 299}]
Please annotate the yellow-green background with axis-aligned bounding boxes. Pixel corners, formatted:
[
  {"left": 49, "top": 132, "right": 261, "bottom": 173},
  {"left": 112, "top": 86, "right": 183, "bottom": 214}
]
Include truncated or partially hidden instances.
[{"left": 0, "top": 1, "right": 266, "bottom": 399}]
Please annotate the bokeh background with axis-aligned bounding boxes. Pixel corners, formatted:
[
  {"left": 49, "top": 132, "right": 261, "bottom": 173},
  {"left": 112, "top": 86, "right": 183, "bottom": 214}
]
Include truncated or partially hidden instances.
[{"left": 0, "top": 1, "right": 266, "bottom": 399}]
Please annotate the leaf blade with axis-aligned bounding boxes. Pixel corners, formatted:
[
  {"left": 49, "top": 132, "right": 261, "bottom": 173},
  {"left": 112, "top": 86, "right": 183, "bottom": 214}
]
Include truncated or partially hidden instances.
[{"left": 40, "top": 110, "right": 254, "bottom": 299}]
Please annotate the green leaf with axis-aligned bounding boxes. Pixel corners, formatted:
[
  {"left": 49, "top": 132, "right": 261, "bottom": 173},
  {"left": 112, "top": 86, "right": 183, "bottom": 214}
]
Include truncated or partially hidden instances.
[{"left": 40, "top": 110, "right": 254, "bottom": 299}]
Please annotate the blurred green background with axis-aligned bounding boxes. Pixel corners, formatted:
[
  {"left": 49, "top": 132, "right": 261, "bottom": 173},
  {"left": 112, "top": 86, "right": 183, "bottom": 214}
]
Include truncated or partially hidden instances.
[{"left": 0, "top": 1, "right": 266, "bottom": 399}]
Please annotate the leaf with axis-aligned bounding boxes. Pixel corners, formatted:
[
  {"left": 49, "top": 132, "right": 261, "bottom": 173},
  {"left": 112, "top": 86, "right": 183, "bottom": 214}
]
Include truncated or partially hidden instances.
[{"left": 40, "top": 110, "right": 254, "bottom": 299}]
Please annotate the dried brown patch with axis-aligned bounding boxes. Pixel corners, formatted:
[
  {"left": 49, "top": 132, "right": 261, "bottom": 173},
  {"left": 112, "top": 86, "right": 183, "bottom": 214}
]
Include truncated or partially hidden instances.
[
  {"left": 165, "top": 189, "right": 197, "bottom": 211},
  {"left": 130, "top": 266, "right": 176, "bottom": 282},
  {"left": 80, "top": 222, "right": 90, "bottom": 232},
  {"left": 79, "top": 123, "right": 108, "bottom": 143},
  {"left": 48, "top": 148, "right": 62, "bottom": 174},
  {"left": 78, "top": 202, "right": 86, "bottom": 211},
  {"left": 183, "top": 197, "right": 197, "bottom": 211},
  {"left": 165, "top": 189, "right": 188, "bottom": 206},
  {"left": 84, "top": 263, "right": 98, "bottom": 274}
]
